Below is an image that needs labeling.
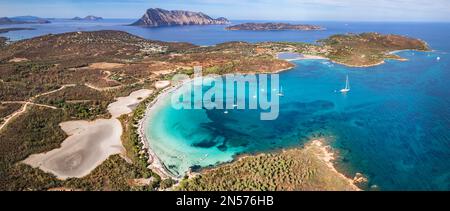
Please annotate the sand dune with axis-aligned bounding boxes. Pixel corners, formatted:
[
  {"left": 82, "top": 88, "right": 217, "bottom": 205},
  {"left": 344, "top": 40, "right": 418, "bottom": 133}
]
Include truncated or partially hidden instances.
[
  {"left": 108, "top": 89, "right": 153, "bottom": 118},
  {"left": 23, "top": 89, "right": 152, "bottom": 179},
  {"left": 23, "top": 119, "right": 123, "bottom": 179}
]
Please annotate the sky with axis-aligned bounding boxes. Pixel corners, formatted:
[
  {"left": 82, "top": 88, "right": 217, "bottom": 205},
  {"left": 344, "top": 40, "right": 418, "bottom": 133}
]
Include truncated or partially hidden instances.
[{"left": 1, "top": 0, "right": 450, "bottom": 22}]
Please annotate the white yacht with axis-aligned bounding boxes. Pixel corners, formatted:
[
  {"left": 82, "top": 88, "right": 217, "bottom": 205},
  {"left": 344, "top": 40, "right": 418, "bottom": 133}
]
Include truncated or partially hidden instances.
[
  {"left": 277, "top": 86, "right": 285, "bottom": 97},
  {"left": 340, "top": 75, "right": 351, "bottom": 93}
]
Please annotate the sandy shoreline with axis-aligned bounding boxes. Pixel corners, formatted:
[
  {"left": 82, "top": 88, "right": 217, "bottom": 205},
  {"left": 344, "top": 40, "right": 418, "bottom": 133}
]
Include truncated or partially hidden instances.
[
  {"left": 136, "top": 71, "right": 363, "bottom": 187},
  {"left": 138, "top": 79, "right": 194, "bottom": 180},
  {"left": 23, "top": 89, "right": 152, "bottom": 179},
  {"left": 184, "top": 138, "right": 362, "bottom": 191},
  {"left": 135, "top": 50, "right": 406, "bottom": 185},
  {"left": 137, "top": 65, "right": 303, "bottom": 180},
  {"left": 136, "top": 49, "right": 410, "bottom": 183},
  {"left": 307, "top": 140, "right": 361, "bottom": 191},
  {"left": 277, "top": 50, "right": 420, "bottom": 68}
]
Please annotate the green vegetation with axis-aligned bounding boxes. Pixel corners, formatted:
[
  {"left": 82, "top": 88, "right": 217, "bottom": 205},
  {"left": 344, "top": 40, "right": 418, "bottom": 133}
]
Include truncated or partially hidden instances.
[
  {"left": 176, "top": 142, "right": 358, "bottom": 191},
  {"left": 160, "top": 178, "right": 177, "bottom": 190},
  {"left": 0, "top": 86, "right": 161, "bottom": 191},
  {"left": 64, "top": 155, "right": 152, "bottom": 191},
  {"left": 119, "top": 90, "right": 163, "bottom": 189},
  {"left": 34, "top": 85, "right": 113, "bottom": 120},
  {"left": 0, "top": 103, "right": 21, "bottom": 120},
  {"left": 0, "top": 164, "right": 61, "bottom": 191},
  {"left": 0, "top": 106, "right": 68, "bottom": 190}
]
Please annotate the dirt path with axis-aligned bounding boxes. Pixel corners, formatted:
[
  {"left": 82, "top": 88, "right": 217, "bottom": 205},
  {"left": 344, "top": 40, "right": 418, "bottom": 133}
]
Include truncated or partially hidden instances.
[
  {"left": 0, "top": 103, "right": 29, "bottom": 131},
  {"left": 0, "top": 84, "right": 76, "bottom": 132},
  {"left": 23, "top": 89, "right": 153, "bottom": 179}
]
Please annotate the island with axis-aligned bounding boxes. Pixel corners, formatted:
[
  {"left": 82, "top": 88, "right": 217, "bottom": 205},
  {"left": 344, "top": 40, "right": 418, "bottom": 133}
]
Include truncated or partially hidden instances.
[
  {"left": 130, "top": 8, "right": 230, "bottom": 27},
  {"left": 72, "top": 16, "right": 103, "bottom": 21},
  {"left": 0, "top": 16, "right": 51, "bottom": 24},
  {"left": 0, "top": 28, "right": 35, "bottom": 34},
  {"left": 226, "top": 22, "right": 324, "bottom": 31},
  {"left": 0, "top": 30, "right": 428, "bottom": 191}
]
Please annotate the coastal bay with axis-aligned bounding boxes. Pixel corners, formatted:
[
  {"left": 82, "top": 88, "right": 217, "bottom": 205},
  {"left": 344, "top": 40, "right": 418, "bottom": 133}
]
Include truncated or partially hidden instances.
[{"left": 0, "top": 24, "right": 448, "bottom": 190}]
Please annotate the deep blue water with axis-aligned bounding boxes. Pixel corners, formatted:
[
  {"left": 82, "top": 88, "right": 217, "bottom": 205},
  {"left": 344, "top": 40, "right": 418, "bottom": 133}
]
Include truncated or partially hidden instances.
[{"left": 2, "top": 20, "right": 449, "bottom": 190}]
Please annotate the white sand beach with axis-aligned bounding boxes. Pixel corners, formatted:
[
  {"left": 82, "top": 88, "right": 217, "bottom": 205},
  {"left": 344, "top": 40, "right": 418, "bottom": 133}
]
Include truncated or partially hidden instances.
[
  {"left": 138, "top": 79, "right": 194, "bottom": 180},
  {"left": 23, "top": 89, "right": 152, "bottom": 179},
  {"left": 277, "top": 52, "right": 329, "bottom": 61}
]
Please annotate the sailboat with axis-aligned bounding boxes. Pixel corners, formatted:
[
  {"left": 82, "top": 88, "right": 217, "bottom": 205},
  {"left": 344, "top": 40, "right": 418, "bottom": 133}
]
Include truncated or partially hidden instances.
[
  {"left": 340, "top": 75, "right": 350, "bottom": 93},
  {"left": 277, "top": 86, "right": 284, "bottom": 97}
]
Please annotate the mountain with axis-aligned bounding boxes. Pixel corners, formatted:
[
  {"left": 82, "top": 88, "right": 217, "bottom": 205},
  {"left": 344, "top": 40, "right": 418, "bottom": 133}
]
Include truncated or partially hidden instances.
[
  {"left": 0, "top": 17, "right": 15, "bottom": 25},
  {"left": 0, "top": 16, "right": 50, "bottom": 24},
  {"left": 72, "top": 16, "right": 103, "bottom": 21},
  {"left": 226, "top": 23, "right": 324, "bottom": 31},
  {"left": 131, "top": 8, "right": 230, "bottom": 27}
]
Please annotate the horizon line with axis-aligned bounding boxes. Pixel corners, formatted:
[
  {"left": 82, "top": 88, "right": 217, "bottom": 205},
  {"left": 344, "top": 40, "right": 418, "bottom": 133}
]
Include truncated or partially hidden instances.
[{"left": 4, "top": 15, "right": 450, "bottom": 24}]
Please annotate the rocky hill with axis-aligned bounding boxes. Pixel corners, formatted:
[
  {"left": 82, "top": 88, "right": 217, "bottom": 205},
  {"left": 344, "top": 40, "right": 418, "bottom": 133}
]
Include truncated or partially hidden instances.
[
  {"left": 72, "top": 16, "right": 103, "bottom": 21},
  {"left": 131, "top": 8, "right": 229, "bottom": 27}
]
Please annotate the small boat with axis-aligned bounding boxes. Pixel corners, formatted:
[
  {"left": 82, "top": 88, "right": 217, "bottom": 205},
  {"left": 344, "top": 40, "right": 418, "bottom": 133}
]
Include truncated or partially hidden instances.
[
  {"left": 340, "top": 75, "right": 350, "bottom": 93},
  {"left": 277, "top": 86, "right": 284, "bottom": 97},
  {"left": 224, "top": 110, "right": 229, "bottom": 114},
  {"left": 437, "top": 57, "right": 441, "bottom": 61}
]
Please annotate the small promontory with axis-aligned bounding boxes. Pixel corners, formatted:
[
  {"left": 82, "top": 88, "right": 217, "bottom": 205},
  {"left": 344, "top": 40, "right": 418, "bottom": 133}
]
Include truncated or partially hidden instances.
[
  {"left": 0, "top": 16, "right": 50, "bottom": 25},
  {"left": 226, "top": 23, "right": 324, "bottom": 31},
  {"left": 131, "top": 8, "right": 230, "bottom": 27}
]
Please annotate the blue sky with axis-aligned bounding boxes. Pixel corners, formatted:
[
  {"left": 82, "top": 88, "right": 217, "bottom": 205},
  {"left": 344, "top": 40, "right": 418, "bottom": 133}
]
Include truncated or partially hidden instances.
[{"left": 1, "top": 0, "right": 449, "bottom": 22}]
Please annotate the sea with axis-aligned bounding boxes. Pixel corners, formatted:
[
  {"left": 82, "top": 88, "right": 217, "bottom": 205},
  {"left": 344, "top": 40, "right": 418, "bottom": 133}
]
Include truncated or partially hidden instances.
[{"left": 2, "top": 19, "right": 449, "bottom": 190}]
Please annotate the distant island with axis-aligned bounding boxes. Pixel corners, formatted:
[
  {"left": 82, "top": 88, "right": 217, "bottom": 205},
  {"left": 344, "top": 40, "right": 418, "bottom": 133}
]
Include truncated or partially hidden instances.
[
  {"left": 131, "top": 8, "right": 229, "bottom": 27},
  {"left": 0, "top": 16, "right": 51, "bottom": 25},
  {"left": 0, "top": 27, "right": 35, "bottom": 34},
  {"left": 226, "top": 23, "right": 324, "bottom": 31},
  {"left": 72, "top": 16, "right": 103, "bottom": 21}
]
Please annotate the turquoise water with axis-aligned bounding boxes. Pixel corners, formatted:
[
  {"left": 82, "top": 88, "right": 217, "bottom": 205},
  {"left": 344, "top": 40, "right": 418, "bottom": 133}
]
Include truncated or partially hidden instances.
[{"left": 147, "top": 51, "right": 450, "bottom": 190}]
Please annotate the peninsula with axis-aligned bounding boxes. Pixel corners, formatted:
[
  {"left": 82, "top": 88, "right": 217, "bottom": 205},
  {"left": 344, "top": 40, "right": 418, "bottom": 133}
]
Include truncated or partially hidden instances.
[
  {"left": 226, "top": 23, "right": 324, "bottom": 31},
  {"left": 0, "top": 16, "right": 50, "bottom": 25},
  {"left": 0, "top": 28, "right": 35, "bottom": 34},
  {"left": 131, "top": 8, "right": 230, "bottom": 27}
]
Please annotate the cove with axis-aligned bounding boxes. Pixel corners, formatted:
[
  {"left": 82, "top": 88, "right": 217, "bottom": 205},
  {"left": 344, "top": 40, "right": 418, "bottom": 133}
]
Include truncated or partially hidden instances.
[{"left": 145, "top": 51, "right": 450, "bottom": 190}]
